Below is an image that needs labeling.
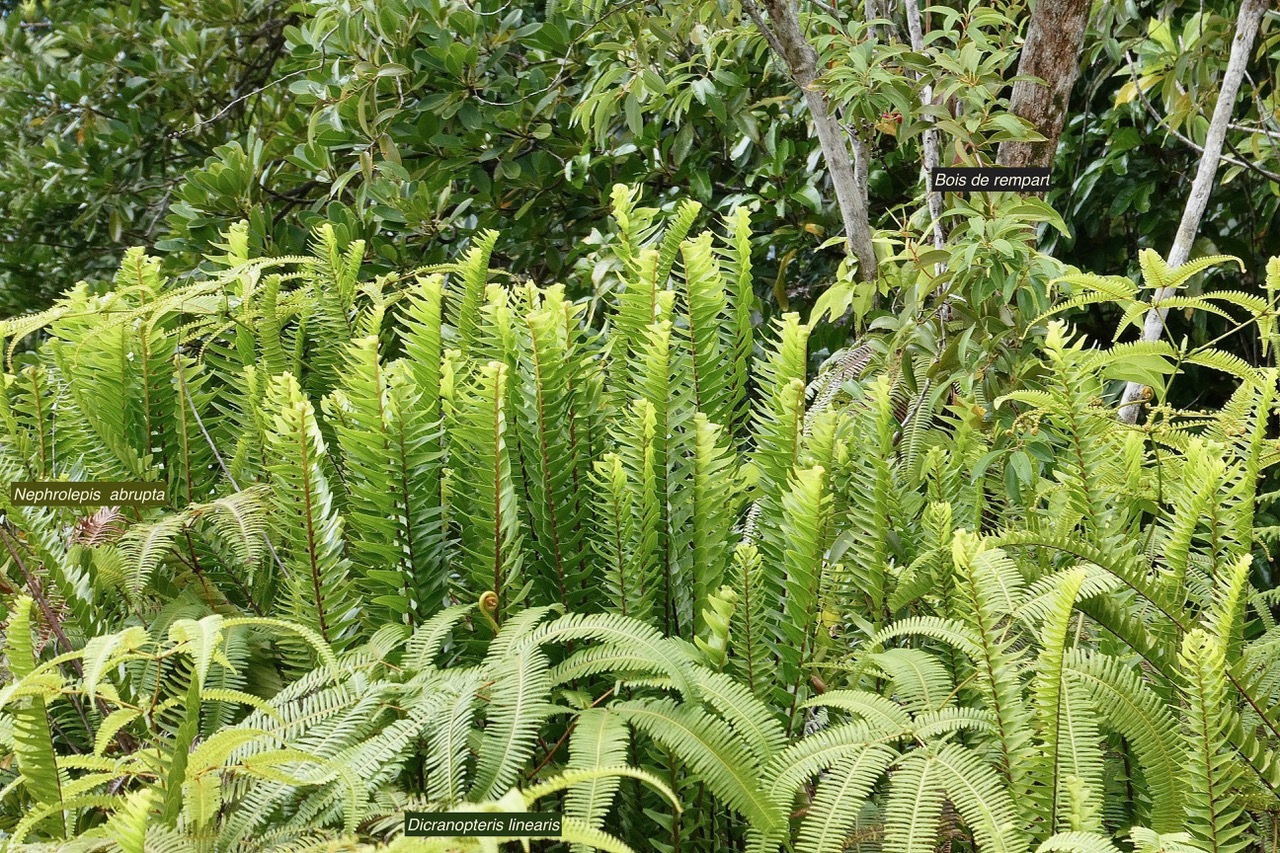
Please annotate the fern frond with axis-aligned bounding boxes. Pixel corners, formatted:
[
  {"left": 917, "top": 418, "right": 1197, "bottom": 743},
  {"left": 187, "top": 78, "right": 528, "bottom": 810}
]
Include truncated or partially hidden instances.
[
  {"left": 679, "top": 232, "right": 733, "bottom": 428},
  {"left": 1178, "top": 629, "right": 1253, "bottom": 853},
  {"left": 452, "top": 230, "right": 501, "bottom": 358},
  {"left": 450, "top": 361, "right": 524, "bottom": 619},
  {"left": 950, "top": 532, "right": 1036, "bottom": 820},
  {"left": 688, "top": 414, "right": 740, "bottom": 637},
  {"left": 655, "top": 199, "right": 701, "bottom": 289},
  {"left": 264, "top": 372, "right": 361, "bottom": 654},
  {"left": 795, "top": 745, "right": 897, "bottom": 853},
  {"left": 564, "top": 709, "right": 631, "bottom": 851},
  {"left": 6, "top": 596, "right": 68, "bottom": 838},
  {"left": 472, "top": 642, "right": 556, "bottom": 801},
  {"left": 1036, "top": 831, "right": 1123, "bottom": 853},
  {"left": 1030, "top": 568, "right": 1104, "bottom": 835},
  {"left": 776, "top": 465, "right": 830, "bottom": 725},
  {"left": 1063, "top": 649, "right": 1184, "bottom": 832},
  {"left": 868, "top": 649, "right": 955, "bottom": 714},
  {"left": 721, "top": 205, "right": 756, "bottom": 434},
  {"left": 885, "top": 744, "right": 1027, "bottom": 853},
  {"left": 805, "top": 690, "right": 913, "bottom": 731},
  {"left": 692, "top": 667, "right": 786, "bottom": 766},
  {"left": 528, "top": 612, "right": 697, "bottom": 699},
  {"left": 730, "top": 543, "right": 773, "bottom": 701},
  {"left": 613, "top": 697, "right": 783, "bottom": 835},
  {"left": 512, "top": 288, "right": 589, "bottom": 611},
  {"left": 118, "top": 514, "right": 190, "bottom": 598}
]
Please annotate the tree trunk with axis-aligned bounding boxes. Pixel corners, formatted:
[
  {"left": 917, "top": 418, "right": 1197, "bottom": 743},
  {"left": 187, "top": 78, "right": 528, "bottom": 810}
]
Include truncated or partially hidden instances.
[
  {"left": 745, "top": 0, "right": 878, "bottom": 282},
  {"left": 1117, "top": 0, "right": 1267, "bottom": 423},
  {"left": 904, "top": 0, "right": 943, "bottom": 252},
  {"left": 864, "top": 0, "right": 900, "bottom": 43},
  {"left": 996, "top": 0, "right": 1091, "bottom": 169}
]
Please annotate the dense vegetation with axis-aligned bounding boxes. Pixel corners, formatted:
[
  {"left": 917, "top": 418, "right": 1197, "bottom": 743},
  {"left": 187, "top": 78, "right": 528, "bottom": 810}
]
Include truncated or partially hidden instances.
[
  {"left": 0, "top": 201, "right": 1278, "bottom": 851},
  {"left": 3, "top": 0, "right": 1280, "bottom": 851}
]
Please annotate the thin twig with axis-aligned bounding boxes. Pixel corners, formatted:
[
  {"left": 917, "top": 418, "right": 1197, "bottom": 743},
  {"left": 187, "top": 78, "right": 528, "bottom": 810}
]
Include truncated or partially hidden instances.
[{"left": 1123, "top": 50, "right": 1280, "bottom": 183}]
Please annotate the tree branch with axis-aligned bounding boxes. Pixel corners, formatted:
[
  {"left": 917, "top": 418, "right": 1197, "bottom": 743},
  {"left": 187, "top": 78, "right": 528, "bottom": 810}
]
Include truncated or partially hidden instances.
[
  {"left": 744, "top": 0, "right": 878, "bottom": 282},
  {"left": 1123, "top": 51, "right": 1280, "bottom": 183},
  {"left": 739, "top": 0, "right": 787, "bottom": 59}
]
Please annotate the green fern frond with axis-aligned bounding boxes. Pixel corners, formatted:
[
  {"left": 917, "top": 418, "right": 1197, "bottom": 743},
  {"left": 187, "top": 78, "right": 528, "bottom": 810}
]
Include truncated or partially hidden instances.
[
  {"left": 528, "top": 612, "right": 697, "bottom": 699},
  {"left": 721, "top": 205, "right": 756, "bottom": 434},
  {"left": 885, "top": 743, "right": 1027, "bottom": 853},
  {"left": 450, "top": 361, "right": 524, "bottom": 619},
  {"left": 776, "top": 465, "right": 830, "bottom": 725},
  {"left": 453, "top": 230, "right": 500, "bottom": 359},
  {"left": 688, "top": 413, "right": 740, "bottom": 638},
  {"left": 1178, "top": 628, "right": 1253, "bottom": 853},
  {"left": 868, "top": 648, "right": 955, "bottom": 714},
  {"left": 264, "top": 372, "right": 361, "bottom": 653},
  {"left": 1030, "top": 568, "right": 1104, "bottom": 835},
  {"left": 6, "top": 596, "right": 68, "bottom": 838},
  {"left": 564, "top": 708, "right": 631, "bottom": 851},
  {"left": 950, "top": 532, "right": 1036, "bottom": 820},
  {"left": 1036, "top": 831, "right": 1123, "bottom": 853},
  {"left": 679, "top": 232, "right": 733, "bottom": 429},
  {"left": 692, "top": 667, "right": 786, "bottom": 765},
  {"left": 805, "top": 690, "right": 912, "bottom": 731},
  {"left": 512, "top": 287, "right": 589, "bottom": 611},
  {"left": 471, "top": 644, "right": 555, "bottom": 801},
  {"left": 1063, "top": 649, "right": 1184, "bottom": 832},
  {"left": 795, "top": 745, "right": 897, "bottom": 853},
  {"left": 655, "top": 200, "right": 702, "bottom": 289},
  {"left": 613, "top": 697, "right": 784, "bottom": 835},
  {"left": 1136, "top": 249, "right": 1243, "bottom": 294},
  {"left": 118, "top": 514, "right": 190, "bottom": 598}
]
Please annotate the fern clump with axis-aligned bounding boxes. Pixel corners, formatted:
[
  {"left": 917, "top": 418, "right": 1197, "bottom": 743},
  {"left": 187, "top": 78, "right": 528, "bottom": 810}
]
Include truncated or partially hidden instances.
[{"left": 2, "top": 193, "right": 1280, "bottom": 849}]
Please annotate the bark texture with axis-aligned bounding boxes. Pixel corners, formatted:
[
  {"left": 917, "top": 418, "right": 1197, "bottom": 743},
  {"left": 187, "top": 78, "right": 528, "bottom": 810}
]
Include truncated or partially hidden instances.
[
  {"left": 996, "top": 0, "right": 1091, "bottom": 169},
  {"left": 1118, "top": 0, "right": 1267, "bottom": 423}
]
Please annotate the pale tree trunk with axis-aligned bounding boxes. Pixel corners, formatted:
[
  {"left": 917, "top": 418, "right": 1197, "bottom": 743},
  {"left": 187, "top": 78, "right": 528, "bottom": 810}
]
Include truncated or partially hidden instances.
[
  {"left": 743, "top": 0, "right": 878, "bottom": 282},
  {"left": 1118, "top": 0, "right": 1267, "bottom": 423},
  {"left": 864, "top": 0, "right": 900, "bottom": 43},
  {"left": 996, "top": 0, "right": 1091, "bottom": 168},
  {"left": 904, "top": 0, "right": 943, "bottom": 252}
]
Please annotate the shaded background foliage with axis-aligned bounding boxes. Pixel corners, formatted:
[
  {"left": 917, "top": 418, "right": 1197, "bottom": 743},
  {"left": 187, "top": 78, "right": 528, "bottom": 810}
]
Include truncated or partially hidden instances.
[
  {"left": 0, "top": 1, "right": 1009, "bottom": 303},
  {"left": 0, "top": 0, "right": 297, "bottom": 312},
  {"left": 2, "top": 0, "right": 1278, "bottom": 389},
  {"left": 1054, "top": 0, "right": 1280, "bottom": 370}
]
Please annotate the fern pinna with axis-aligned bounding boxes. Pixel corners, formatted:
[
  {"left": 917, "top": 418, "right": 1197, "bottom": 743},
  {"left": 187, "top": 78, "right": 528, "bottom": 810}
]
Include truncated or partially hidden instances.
[{"left": 2, "top": 192, "right": 1280, "bottom": 849}]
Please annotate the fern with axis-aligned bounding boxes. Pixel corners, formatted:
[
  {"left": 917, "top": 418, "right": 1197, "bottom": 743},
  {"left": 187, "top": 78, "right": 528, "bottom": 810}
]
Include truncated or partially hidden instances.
[
  {"left": 1178, "top": 628, "right": 1253, "bottom": 853},
  {"left": 512, "top": 287, "right": 589, "bottom": 611},
  {"left": 565, "top": 709, "right": 631, "bottom": 851},
  {"left": 776, "top": 465, "right": 830, "bottom": 727},
  {"left": 1030, "top": 568, "right": 1104, "bottom": 835},
  {"left": 470, "top": 644, "right": 555, "bottom": 801},
  {"left": 6, "top": 596, "right": 68, "bottom": 839},
  {"left": 613, "top": 697, "right": 784, "bottom": 836},
  {"left": 5, "top": 208, "right": 1280, "bottom": 852},
  {"left": 264, "top": 372, "right": 361, "bottom": 653},
  {"left": 452, "top": 231, "right": 500, "bottom": 359},
  {"left": 688, "top": 413, "right": 739, "bottom": 638},
  {"left": 450, "top": 361, "right": 524, "bottom": 618}
]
